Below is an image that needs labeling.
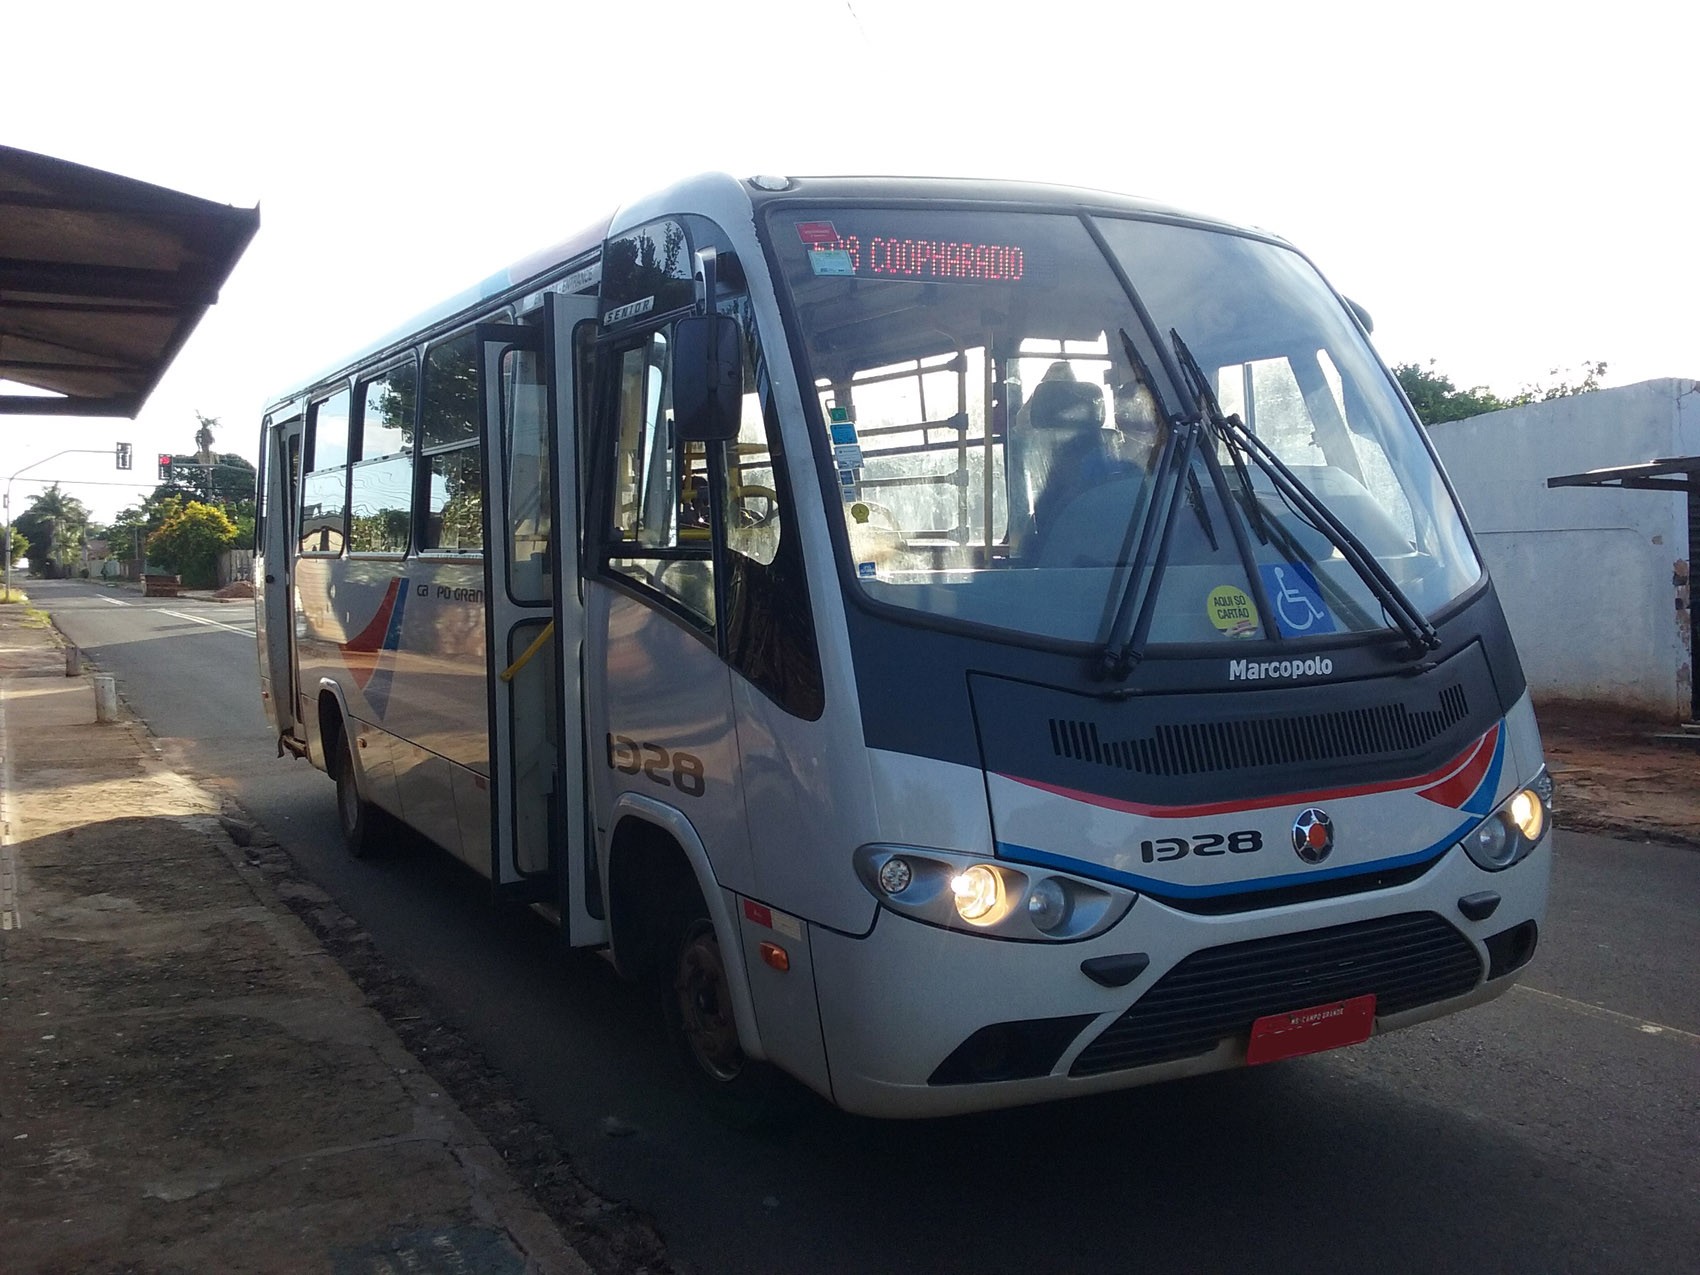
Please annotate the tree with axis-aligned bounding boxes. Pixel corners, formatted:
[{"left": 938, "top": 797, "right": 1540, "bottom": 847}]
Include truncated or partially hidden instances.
[
  {"left": 145, "top": 501, "right": 238, "bottom": 588},
  {"left": 194, "top": 412, "right": 217, "bottom": 463},
  {"left": 1395, "top": 360, "right": 1607, "bottom": 425},
  {"left": 1508, "top": 361, "right": 1609, "bottom": 406},
  {"left": 1393, "top": 362, "right": 1510, "bottom": 425},
  {"left": 5, "top": 528, "right": 29, "bottom": 567},
  {"left": 147, "top": 451, "right": 256, "bottom": 509},
  {"left": 14, "top": 484, "right": 90, "bottom": 576}
]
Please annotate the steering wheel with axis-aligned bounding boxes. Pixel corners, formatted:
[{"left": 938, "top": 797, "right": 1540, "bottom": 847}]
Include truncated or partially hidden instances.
[{"left": 731, "top": 483, "right": 779, "bottom": 527}]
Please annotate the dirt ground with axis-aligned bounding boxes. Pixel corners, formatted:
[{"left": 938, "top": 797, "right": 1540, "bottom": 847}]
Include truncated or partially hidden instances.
[{"left": 1534, "top": 698, "right": 1700, "bottom": 846}]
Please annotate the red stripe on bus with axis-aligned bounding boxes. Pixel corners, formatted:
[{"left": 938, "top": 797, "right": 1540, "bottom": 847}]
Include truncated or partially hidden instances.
[{"left": 996, "top": 725, "right": 1499, "bottom": 820}]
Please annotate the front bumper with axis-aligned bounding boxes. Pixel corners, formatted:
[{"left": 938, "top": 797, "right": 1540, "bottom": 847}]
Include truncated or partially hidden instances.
[{"left": 808, "top": 837, "right": 1550, "bottom": 1118}]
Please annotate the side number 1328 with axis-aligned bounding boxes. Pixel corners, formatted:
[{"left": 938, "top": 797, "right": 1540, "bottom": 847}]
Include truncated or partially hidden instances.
[{"left": 606, "top": 734, "right": 706, "bottom": 798}]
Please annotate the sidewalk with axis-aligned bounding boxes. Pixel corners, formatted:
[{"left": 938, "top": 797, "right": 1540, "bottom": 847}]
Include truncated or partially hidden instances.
[{"left": 0, "top": 608, "right": 592, "bottom": 1274}]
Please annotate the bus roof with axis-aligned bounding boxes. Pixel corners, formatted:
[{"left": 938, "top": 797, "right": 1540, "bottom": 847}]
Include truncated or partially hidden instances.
[{"left": 266, "top": 173, "right": 1267, "bottom": 414}]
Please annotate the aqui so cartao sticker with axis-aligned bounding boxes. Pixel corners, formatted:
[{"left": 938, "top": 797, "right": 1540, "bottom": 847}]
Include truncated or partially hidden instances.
[
  {"left": 1206, "top": 582, "right": 1260, "bottom": 639},
  {"left": 1257, "top": 561, "right": 1336, "bottom": 638}
]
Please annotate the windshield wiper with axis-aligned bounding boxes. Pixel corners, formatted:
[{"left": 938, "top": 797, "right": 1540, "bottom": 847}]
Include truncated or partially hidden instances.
[
  {"left": 1092, "top": 331, "right": 1202, "bottom": 680},
  {"left": 1169, "top": 329, "right": 1440, "bottom": 658}
]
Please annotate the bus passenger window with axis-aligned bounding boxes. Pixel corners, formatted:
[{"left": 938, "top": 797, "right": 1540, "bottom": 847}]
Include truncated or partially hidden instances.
[
  {"left": 300, "top": 389, "right": 350, "bottom": 555},
  {"left": 419, "top": 331, "right": 482, "bottom": 553},
  {"left": 349, "top": 361, "right": 415, "bottom": 555}
]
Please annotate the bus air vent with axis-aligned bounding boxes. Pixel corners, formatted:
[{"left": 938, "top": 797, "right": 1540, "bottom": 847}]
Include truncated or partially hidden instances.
[
  {"left": 1069, "top": 911, "right": 1482, "bottom": 1077},
  {"left": 1048, "top": 683, "right": 1469, "bottom": 777}
]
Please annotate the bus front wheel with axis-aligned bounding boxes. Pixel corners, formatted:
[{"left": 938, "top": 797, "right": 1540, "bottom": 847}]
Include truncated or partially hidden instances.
[
  {"left": 333, "top": 726, "right": 377, "bottom": 859},
  {"left": 664, "top": 912, "right": 762, "bottom": 1097}
]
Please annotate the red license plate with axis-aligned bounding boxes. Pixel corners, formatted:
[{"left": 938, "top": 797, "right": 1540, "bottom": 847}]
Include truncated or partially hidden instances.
[{"left": 1245, "top": 994, "right": 1376, "bottom": 1065}]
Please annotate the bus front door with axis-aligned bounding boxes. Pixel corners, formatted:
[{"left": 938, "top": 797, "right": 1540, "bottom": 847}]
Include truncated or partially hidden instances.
[
  {"left": 257, "top": 413, "right": 304, "bottom": 737},
  {"left": 476, "top": 293, "right": 604, "bottom": 945}
]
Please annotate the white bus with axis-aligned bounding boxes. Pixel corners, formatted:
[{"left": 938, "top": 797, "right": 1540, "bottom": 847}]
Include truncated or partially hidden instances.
[{"left": 255, "top": 174, "right": 1551, "bottom": 1117}]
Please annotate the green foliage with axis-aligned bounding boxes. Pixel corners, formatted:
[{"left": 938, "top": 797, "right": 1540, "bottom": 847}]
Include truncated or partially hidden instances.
[
  {"left": 145, "top": 501, "right": 238, "bottom": 588},
  {"left": 150, "top": 450, "right": 256, "bottom": 507},
  {"left": 15, "top": 484, "right": 90, "bottom": 574},
  {"left": 1393, "top": 362, "right": 1510, "bottom": 425},
  {"left": 1395, "top": 360, "right": 1608, "bottom": 425},
  {"left": 1507, "top": 360, "right": 1609, "bottom": 406},
  {"left": 5, "top": 528, "right": 28, "bottom": 566}
]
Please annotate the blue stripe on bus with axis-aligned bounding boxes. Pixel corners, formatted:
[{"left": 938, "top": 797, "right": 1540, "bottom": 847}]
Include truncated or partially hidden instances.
[{"left": 994, "top": 821, "right": 1476, "bottom": 900}]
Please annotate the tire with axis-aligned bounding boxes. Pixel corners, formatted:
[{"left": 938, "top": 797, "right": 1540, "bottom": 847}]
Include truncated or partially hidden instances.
[
  {"left": 662, "top": 910, "right": 780, "bottom": 1113},
  {"left": 332, "top": 725, "right": 378, "bottom": 859}
]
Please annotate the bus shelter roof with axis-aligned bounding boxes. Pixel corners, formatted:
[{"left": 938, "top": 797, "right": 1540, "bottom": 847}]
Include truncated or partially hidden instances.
[
  {"left": 1547, "top": 457, "right": 1700, "bottom": 495},
  {"left": 0, "top": 145, "right": 258, "bottom": 418}
]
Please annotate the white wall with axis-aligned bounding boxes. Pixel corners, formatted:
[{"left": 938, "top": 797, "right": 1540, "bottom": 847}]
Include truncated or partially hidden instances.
[{"left": 1426, "top": 378, "right": 1700, "bottom": 720}]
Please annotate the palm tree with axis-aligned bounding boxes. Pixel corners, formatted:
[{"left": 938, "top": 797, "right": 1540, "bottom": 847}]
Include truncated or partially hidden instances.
[
  {"left": 21, "top": 485, "right": 90, "bottom": 576},
  {"left": 195, "top": 413, "right": 217, "bottom": 464}
]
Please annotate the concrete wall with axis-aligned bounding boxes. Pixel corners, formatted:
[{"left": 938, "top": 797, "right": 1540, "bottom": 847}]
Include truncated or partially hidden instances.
[{"left": 1426, "top": 378, "right": 1700, "bottom": 720}]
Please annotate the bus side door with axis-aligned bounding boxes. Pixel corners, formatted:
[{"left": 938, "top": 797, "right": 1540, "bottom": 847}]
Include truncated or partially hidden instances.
[
  {"left": 476, "top": 292, "right": 602, "bottom": 944},
  {"left": 256, "top": 412, "right": 304, "bottom": 737}
]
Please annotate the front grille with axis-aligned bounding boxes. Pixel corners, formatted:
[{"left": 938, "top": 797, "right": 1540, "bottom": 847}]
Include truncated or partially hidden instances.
[
  {"left": 1070, "top": 912, "right": 1482, "bottom": 1076},
  {"left": 1049, "top": 682, "right": 1469, "bottom": 778}
]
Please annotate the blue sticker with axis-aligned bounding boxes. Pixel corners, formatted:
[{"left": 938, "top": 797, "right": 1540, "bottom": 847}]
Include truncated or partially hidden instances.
[
  {"left": 1258, "top": 562, "right": 1336, "bottom": 637},
  {"left": 830, "top": 422, "right": 859, "bottom": 446},
  {"left": 858, "top": 562, "right": 878, "bottom": 579}
]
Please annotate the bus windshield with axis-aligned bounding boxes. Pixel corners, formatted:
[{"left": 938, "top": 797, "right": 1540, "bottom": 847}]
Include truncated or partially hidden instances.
[{"left": 766, "top": 206, "right": 1482, "bottom": 648}]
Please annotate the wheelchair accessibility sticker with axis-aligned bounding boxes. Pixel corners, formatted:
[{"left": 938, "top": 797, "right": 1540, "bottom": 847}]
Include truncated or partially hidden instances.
[{"left": 1257, "top": 562, "right": 1336, "bottom": 637}]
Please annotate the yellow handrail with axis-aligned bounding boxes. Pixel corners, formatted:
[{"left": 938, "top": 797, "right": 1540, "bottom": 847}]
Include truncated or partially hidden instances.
[{"left": 499, "top": 619, "right": 555, "bottom": 683}]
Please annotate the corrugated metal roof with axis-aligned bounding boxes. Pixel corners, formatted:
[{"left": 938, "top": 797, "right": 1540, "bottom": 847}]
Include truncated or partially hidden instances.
[{"left": 0, "top": 145, "right": 258, "bottom": 417}]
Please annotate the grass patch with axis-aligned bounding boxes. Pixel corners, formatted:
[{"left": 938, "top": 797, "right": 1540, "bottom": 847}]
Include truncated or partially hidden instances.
[{"left": 0, "top": 586, "right": 30, "bottom": 605}]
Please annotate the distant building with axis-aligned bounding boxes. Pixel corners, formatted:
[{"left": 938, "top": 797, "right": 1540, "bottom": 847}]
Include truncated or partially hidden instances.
[{"left": 1426, "top": 378, "right": 1700, "bottom": 721}]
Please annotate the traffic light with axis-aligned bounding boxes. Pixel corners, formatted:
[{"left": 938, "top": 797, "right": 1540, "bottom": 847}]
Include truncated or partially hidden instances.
[
  {"left": 115, "top": 441, "right": 132, "bottom": 471},
  {"left": 157, "top": 453, "right": 173, "bottom": 481}
]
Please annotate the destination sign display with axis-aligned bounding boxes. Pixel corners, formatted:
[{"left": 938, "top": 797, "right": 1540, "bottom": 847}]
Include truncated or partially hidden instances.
[{"left": 800, "top": 222, "right": 1027, "bottom": 284}]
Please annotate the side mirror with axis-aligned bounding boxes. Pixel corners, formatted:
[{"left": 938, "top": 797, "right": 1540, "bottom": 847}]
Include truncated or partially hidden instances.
[
  {"left": 1345, "top": 297, "right": 1375, "bottom": 335},
  {"left": 672, "top": 314, "right": 743, "bottom": 442}
]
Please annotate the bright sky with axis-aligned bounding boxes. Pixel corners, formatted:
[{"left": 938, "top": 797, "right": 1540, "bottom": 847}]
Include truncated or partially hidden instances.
[{"left": 4, "top": 0, "right": 1694, "bottom": 522}]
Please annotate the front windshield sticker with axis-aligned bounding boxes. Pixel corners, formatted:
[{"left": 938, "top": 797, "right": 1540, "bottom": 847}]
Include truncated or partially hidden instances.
[
  {"left": 603, "top": 296, "right": 655, "bottom": 326},
  {"left": 1207, "top": 584, "right": 1260, "bottom": 639},
  {"left": 810, "top": 249, "right": 855, "bottom": 277},
  {"left": 1259, "top": 562, "right": 1337, "bottom": 638}
]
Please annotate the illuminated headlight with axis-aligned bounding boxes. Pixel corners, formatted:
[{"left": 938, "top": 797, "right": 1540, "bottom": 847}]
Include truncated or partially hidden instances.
[
  {"left": 852, "top": 845, "right": 1134, "bottom": 942},
  {"left": 951, "top": 865, "right": 1003, "bottom": 923},
  {"left": 1461, "top": 772, "right": 1551, "bottom": 871}
]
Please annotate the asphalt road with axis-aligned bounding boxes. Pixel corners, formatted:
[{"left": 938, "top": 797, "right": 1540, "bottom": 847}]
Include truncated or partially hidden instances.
[{"left": 40, "top": 578, "right": 1700, "bottom": 1274}]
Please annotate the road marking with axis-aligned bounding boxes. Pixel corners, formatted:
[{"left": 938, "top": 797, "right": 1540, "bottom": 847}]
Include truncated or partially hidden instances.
[
  {"left": 1513, "top": 984, "right": 1698, "bottom": 1044},
  {"left": 159, "top": 609, "right": 254, "bottom": 637},
  {"left": 98, "top": 596, "right": 129, "bottom": 607}
]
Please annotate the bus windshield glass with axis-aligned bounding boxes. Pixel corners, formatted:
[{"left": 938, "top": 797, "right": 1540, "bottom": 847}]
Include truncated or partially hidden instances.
[{"left": 765, "top": 207, "right": 1481, "bottom": 647}]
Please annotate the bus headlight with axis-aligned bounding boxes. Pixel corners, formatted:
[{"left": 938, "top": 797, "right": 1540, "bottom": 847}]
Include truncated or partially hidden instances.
[
  {"left": 1026, "top": 877, "right": 1072, "bottom": 933},
  {"left": 951, "top": 865, "right": 1003, "bottom": 923},
  {"left": 853, "top": 845, "right": 1134, "bottom": 942},
  {"left": 1461, "top": 772, "right": 1551, "bottom": 871}
]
